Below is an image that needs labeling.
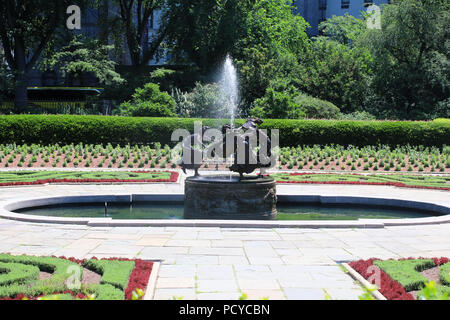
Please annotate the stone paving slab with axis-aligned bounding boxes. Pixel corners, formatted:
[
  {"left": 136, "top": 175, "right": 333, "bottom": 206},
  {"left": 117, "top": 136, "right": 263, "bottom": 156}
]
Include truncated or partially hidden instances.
[
  {"left": 0, "top": 182, "right": 449, "bottom": 300},
  {"left": 0, "top": 219, "right": 449, "bottom": 299}
]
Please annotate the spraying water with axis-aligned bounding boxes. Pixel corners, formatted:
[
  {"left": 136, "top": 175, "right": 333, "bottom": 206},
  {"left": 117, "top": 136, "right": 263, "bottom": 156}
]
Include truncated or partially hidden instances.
[
  {"left": 219, "top": 55, "right": 239, "bottom": 178},
  {"left": 220, "top": 55, "right": 239, "bottom": 128}
]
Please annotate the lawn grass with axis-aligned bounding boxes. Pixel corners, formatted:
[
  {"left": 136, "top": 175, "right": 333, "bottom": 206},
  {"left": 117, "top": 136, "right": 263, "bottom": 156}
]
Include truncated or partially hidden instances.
[
  {"left": 272, "top": 172, "right": 450, "bottom": 189},
  {"left": 0, "top": 170, "right": 177, "bottom": 185},
  {"left": 0, "top": 170, "right": 448, "bottom": 190},
  {"left": 373, "top": 259, "right": 435, "bottom": 291}
]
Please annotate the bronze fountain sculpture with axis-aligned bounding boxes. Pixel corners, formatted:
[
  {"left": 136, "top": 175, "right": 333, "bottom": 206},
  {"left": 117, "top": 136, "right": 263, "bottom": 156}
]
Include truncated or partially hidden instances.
[
  {"left": 180, "top": 118, "right": 273, "bottom": 179},
  {"left": 180, "top": 118, "right": 278, "bottom": 220}
]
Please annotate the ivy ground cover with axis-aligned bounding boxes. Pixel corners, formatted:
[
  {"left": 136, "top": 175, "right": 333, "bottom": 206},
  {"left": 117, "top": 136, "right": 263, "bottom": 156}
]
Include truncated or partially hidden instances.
[
  {"left": 0, "top": 254, "right": 153, "bottom": 300},
  {"left": 349, "top": 257, "right": 450, "bottom": 300},
  {"left": 0, "top": 170, "right": 179, "bottom": 186}
]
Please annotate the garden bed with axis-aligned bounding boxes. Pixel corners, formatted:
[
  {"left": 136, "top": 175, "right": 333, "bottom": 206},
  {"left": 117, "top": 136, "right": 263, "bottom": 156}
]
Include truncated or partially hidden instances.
[
  {"left": 0, "top": 171, "right": 179, "bottom": 186},
  {"left": 0, "top": 254, "right": 154, "bottom": 300},
  {"left": 272, "top": 173, "right": 450, "bottom": 191},
  {"left": 277, "top": 145, "right": 450, "bottom": 173},
  {"left": 348, "top": 257, "right": 450, "bottom": 300},
  {"left": 0, "top": 143, "right": 448, "bottom": 174}
]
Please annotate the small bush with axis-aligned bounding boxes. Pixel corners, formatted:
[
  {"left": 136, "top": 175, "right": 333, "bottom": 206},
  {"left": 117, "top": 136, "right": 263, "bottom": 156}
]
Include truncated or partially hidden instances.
[
  {"left": 174, "top": 82, "right": 229, "bottom": 118},
  {"left": 251, "top": 86, "right": 305, "bottom": 119},
  {"left": 115, "top": 83, "right": 176, "bottom": 117},
  {"left": 294, "top": 94, "right": 340, "bottom": 119}
]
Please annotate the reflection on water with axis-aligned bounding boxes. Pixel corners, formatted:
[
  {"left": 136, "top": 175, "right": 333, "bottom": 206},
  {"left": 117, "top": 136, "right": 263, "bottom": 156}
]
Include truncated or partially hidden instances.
[{"left": 16, "top": 202, "right": 436, "bottom": 221}]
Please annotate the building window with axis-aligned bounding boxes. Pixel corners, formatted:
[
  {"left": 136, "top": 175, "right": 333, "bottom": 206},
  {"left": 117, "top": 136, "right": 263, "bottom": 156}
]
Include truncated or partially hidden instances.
[
  {"left": 363, "top": 0, "right": 374, "bottom": 7},
  {"left": 318, "top": 0, "right": 327, "bottom": 11},
  {"left": 341, "top": 0, "right": 350, "bottom": 9}
]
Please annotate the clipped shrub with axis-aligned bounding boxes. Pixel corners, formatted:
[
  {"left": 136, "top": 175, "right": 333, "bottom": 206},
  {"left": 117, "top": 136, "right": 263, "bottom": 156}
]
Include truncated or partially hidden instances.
[
  {"left": 83, "top": 259, "right": 135, "bottom": 290},
  {"left": 434, "top": 118, "right": 450, "bottom": 123},
  {"left": 440, "top": 263, "right": 450, "bottom": 286},
  {"left": 115, "top": 83, "right": 176, "bottom": 117},
  {"left": 294, "top": 94, "right": 340, "bottom": 119},
  {"left": 0, "top": 115, "right": 449, "bottom": 148}
]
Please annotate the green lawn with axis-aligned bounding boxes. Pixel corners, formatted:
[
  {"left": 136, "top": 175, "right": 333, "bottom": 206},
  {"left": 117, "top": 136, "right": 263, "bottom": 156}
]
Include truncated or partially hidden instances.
[
  {"left": 271, "top": 172, "right": 450, "bottom": 189},
  {"left": 0, "top": 170, "right": 175, "bottom": 184}
]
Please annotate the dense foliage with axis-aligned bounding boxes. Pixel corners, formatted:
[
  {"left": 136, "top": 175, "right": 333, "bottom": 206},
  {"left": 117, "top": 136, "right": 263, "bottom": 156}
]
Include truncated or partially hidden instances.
[
  {"left": 361, "top": 0, "right": 450, "bottom": 119},
  {"left": 0, "top": 0, "right": 448, "bottom": 120},
  {"left": 40, "top": 36, "right": 124, "bottom": 87}
]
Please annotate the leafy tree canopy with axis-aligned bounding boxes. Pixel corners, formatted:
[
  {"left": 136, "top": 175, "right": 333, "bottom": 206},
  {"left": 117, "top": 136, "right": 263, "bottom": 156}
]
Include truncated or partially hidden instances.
[{"left": 40, "top": 36, "right": 124, "bottom": 86}]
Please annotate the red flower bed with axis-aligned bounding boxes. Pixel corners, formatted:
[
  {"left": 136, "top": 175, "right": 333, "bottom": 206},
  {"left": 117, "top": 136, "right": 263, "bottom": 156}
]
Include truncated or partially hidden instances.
[
  {"left": 0, "top": 171, "right": 179, "bottom": 187},
  {"left": 349, "top": 257, "right": 449, "bottom": 300},
  {"left": 0, "top": 256, "right": 154, "bottom": 300},
  {"left": 62, "top": 256, "right": 154, "bottom": 300},
  {"left": 124, "top": 259, "right": 153, "bottom": 300},
  {"left": 275, "top": 173, "right": 450, "bottom": 191}
]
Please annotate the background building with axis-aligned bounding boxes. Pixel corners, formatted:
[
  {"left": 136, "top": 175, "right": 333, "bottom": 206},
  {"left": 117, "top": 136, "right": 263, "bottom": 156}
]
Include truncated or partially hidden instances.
[{"left": 294, "top": 0, "right": 390, "bottom": 35}]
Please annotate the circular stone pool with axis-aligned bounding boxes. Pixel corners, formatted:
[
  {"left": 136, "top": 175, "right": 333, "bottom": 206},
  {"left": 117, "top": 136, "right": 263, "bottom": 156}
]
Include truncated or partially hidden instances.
[{"left": 14, "top": 201, "right": 441, "bottom": 221}]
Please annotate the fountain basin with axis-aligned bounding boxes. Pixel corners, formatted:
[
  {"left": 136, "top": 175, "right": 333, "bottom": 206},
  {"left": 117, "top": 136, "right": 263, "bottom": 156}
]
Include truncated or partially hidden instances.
[{"left": 184, "top": 175, "right": 277, "bottom": 220}]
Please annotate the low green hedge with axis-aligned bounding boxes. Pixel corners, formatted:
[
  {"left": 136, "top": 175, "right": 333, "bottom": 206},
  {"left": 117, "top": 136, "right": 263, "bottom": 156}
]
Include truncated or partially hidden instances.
[
  {"left": 0, "top": 254, "right": 82, "bottom": 298},
  {"left": 441, "top": 263, "right": 450, "bottom": 286},
  {"left": 0, "top": 115, "right": 449, "bottom": 147}
]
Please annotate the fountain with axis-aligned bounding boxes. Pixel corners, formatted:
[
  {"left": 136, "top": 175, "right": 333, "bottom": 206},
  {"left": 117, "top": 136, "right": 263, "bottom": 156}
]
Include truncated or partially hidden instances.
[
  {"left": 221, "top": 54, "right": 239, "bottom": 128},
  {"left": 181, "top": 56, "right": 278, "bottom": 220}
]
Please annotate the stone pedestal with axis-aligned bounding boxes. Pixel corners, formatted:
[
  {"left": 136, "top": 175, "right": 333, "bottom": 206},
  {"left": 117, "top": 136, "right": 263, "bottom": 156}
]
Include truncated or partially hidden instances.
[{"left": 184, "top": 175, "right": 277, "bottom": 220}]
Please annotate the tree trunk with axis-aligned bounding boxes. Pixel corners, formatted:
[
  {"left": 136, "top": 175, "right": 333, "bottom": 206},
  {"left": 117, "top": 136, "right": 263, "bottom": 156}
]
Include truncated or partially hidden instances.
[
  {"left": 14, "top": 70, "right": 28, "bottom": 114},
  {"left": 14, "top": 39, "right": 28, "bottom": 113}
]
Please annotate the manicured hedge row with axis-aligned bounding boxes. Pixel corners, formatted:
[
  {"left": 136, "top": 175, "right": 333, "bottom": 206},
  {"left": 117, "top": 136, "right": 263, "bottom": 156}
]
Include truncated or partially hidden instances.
[{"left": 0, "top": 115, "right": 449, "bottom": 147}]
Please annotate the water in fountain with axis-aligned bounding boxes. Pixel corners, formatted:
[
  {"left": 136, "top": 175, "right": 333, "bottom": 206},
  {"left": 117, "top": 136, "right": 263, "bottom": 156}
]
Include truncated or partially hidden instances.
[
  {"left": 220, "top": 55, "right": 239, "bottom": 128},
  {"left": 219, "top": 55, "right": 239, "bottom": 177}
]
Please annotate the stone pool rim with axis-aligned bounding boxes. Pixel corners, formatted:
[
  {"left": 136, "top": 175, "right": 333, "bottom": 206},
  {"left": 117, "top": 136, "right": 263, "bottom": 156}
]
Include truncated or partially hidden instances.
[{"left": 1, "top": 193, "right": 449, "bottom": 229}]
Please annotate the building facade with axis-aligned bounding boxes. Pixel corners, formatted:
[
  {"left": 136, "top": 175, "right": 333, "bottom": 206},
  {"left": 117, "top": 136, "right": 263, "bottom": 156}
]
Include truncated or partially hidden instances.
[{"left": 293, "top": 0, "right": 390, "bottom": 35}]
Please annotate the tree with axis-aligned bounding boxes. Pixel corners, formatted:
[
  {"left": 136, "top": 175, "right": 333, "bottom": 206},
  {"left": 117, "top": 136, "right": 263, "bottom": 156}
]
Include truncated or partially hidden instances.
[
  {"left": 160, "top": 0, "right": 310, "bottom": 114},
  {"left": 362, "top": 0, "right": 450, "bottom": 119},
  {"left": 40, "top": 36, "right": 124, "bottom": 86},
  {"left": 318, "top": 13, "right": 367, "bottom": 47},
  {"left": 234, "top": 0, "right": 310, "bottom": 112},
  {"left": 108, "top": 0, "right": 167, "bottom": 67},
  {"left": 0, "top": 52, "right": 14, "bottom": 110},
  {"left": 0, "top": 1, "right": 82, "bottom": 112},
  {"left": 160, "top": 0, "right": 253, "bottom": 71},
  {"left": 296, "top": 37, "right": 373, "bottom": 113}
]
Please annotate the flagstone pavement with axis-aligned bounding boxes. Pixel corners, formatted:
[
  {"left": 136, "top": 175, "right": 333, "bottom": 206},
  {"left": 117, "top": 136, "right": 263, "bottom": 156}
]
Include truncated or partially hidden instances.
[{"left": 0, "top": 182, "right": 449, "bottom": 300}]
